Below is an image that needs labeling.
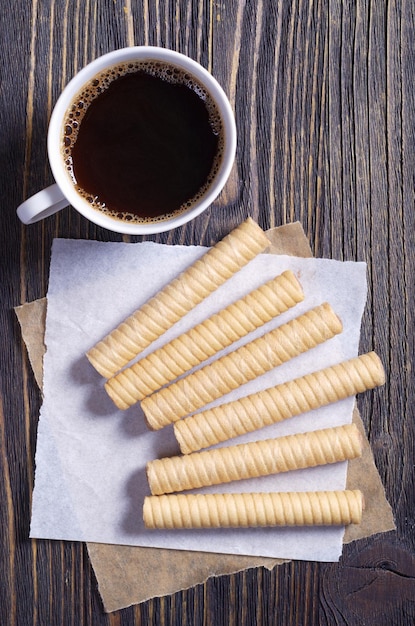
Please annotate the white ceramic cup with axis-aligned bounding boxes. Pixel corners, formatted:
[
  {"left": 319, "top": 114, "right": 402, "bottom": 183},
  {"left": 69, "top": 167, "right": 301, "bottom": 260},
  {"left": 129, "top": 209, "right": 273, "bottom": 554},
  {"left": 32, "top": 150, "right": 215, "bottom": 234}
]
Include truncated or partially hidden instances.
[{"left": 17, "top": 46, "right": 237, "bottom": 234}]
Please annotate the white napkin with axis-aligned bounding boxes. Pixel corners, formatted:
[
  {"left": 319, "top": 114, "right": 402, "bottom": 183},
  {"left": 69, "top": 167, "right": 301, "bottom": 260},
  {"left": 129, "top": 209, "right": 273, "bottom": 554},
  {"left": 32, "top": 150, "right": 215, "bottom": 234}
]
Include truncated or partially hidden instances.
[{"left": 30, "top": 238, "right": 367, "bottom": 561}]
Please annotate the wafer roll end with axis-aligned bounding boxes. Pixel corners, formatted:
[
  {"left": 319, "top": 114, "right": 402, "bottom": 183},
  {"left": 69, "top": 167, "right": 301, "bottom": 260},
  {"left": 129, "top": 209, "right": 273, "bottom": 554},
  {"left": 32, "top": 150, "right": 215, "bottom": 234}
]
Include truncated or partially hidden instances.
[
  {"left": 86, "top": 344, "right": 116, "bottom": 379},
  {"left": 318, "top": 302, "right": 343, "bottom": 336},
  {"left": 141, "top": 393, "right": 179, "bottom": 430},
  {"left": 86, "top": 325, "right": 139, "bottom": 378},
  {"left": 104, "top": 376, "right": 136, "bottom": 410},
  {"left": 365, "top": 351, "right": 386, "bottom": 387},
  {"left": 240, "top": 217, "right": 271, "bottom": 251}
]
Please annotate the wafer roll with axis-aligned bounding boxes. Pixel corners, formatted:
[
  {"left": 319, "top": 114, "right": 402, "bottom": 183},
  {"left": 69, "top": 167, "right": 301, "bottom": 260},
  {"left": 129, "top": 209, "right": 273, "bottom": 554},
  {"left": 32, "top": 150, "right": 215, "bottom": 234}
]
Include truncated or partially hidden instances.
[
  {"left": 105, "top": 270, "right": 304, "bottom": 409},
  {"left": 142, "top": 302, "right": 342, "bottom": 430},
  {"left": 147, "top": 424, "right": 362, "bottom": 495},
  {"left": 86, "top": 218, "right": 270, "bottom": 378},
  {"left": 143, "top": 490, "right": 364, "bottom": 529},
  {"left": 175, "top": 351, "right": 385, "bottom": 453}
]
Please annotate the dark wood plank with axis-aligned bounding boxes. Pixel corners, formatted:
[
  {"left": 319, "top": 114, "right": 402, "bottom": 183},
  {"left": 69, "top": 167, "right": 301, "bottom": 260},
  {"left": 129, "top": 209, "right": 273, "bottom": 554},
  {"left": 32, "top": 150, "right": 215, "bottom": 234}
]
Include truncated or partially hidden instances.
[{"left": 1, "top": 0, "right": 415, "bottom": 624}]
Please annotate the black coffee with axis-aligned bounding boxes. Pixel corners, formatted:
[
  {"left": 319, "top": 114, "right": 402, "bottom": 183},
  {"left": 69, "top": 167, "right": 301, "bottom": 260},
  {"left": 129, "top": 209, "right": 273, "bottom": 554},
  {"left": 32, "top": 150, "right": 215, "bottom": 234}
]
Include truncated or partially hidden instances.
[{"left": 62, "top": 60, "right": 224, "bottom": 223}]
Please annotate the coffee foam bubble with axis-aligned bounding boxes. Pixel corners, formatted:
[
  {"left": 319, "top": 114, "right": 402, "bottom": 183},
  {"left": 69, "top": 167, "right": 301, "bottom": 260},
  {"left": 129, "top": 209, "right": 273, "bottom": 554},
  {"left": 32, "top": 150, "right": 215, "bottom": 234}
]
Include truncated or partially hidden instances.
[{"left": 62, "top": 60, "right": 224, "bottom": 224}]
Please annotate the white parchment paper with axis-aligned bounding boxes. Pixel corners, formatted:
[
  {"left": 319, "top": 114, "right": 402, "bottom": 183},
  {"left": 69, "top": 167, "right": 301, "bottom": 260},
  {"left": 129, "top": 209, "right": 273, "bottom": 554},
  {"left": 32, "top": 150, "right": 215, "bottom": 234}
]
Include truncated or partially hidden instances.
[{"left": 30, "top": 238, "right": 367, "bottom": 561}]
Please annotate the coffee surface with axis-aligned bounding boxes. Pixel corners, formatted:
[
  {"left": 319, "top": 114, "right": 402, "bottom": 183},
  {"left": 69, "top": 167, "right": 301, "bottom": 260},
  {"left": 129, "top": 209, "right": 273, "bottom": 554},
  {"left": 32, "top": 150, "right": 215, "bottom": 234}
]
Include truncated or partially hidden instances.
[{"left": 63, "top": 62, "right": 222, "bottom": 222}]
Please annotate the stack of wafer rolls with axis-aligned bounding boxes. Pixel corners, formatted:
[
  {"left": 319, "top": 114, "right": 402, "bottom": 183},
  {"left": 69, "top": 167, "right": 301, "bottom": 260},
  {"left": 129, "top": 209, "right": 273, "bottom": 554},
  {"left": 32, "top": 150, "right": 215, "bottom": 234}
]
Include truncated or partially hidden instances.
[
  {"left": 174, "top": 351, "right": 385, "bottom": 453},
  {"left": 146, "top": 423, "right": 362, "bottom": 494},
  {"left": 86, "top": 217, "right": 270, "bottom": 378},
  {"left": 142, "top": 302, "right": 343, "bottom": 430},
  {"left": 84, "top": 215, "right": 384, "bottom": 533},
  {"left": 143, "top": 490, "right": 364, "bottom": 529},
  {"left": 105, "top": 269, "right": 304, "bottom": 409}
]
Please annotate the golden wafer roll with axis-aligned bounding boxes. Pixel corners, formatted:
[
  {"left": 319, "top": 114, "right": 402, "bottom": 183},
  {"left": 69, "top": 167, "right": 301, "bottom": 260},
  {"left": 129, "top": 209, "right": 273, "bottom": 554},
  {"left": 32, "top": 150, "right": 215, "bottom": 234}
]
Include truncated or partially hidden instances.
[
  {"left": 143, "top": 490, "right": 364, "bottom": 529},
  {"left": 142, "top": 302, "right": 342, "bottom": 430},
  {"left": 147, "top": 423, "right": 362, "bottom": 494},
  {"left": 175, "top": 351, "right": 385, "bottom": 453},
  {"left": 105, "top": 270, "right": 304, "bottom": 409},
  {"left": 86, "top": 218, "right": 270, "bottom": 378}
]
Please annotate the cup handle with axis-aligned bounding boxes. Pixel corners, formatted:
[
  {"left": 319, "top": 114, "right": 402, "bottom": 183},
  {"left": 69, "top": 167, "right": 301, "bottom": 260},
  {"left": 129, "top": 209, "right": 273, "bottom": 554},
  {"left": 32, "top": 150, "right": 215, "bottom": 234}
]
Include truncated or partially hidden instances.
[{"left": 17, "top": 184, "right": 69, "bottom": 224}]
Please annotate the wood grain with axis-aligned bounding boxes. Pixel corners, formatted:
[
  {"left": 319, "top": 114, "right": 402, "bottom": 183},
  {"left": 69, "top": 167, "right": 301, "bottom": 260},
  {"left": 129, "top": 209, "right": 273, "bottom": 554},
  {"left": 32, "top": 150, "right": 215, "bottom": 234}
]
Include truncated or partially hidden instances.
[{"left": 1, "top": 0, "right": 415, "bottom": 623}]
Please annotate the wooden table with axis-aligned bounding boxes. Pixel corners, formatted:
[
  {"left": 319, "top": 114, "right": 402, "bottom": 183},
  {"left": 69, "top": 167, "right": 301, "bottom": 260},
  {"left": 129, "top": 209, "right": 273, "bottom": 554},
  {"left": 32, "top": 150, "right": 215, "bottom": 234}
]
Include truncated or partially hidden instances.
[{"left": 1, "top": 1, "right": 414, "bottom": 624}]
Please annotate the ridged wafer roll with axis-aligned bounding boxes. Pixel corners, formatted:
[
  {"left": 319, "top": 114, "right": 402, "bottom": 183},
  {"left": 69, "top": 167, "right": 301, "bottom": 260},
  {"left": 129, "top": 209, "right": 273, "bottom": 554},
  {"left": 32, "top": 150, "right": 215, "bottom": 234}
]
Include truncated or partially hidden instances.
[
  {"left": 86, "top": 218, "right": 270, "bottom": 378},
  {"left": 105, "top": 270, "right": 304, "bottom": 409},
  {"left": 143, "top": 490, "right": 364, "bottom": 529},
  {"left": 175, "top": 351, "right": 385, "bottom": 453},
  {"left": 147, "top": 424, "right": 362, "bottom": 494},
  {"left": 142, "top": 302, "right": 342, "bottom": 430}
]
